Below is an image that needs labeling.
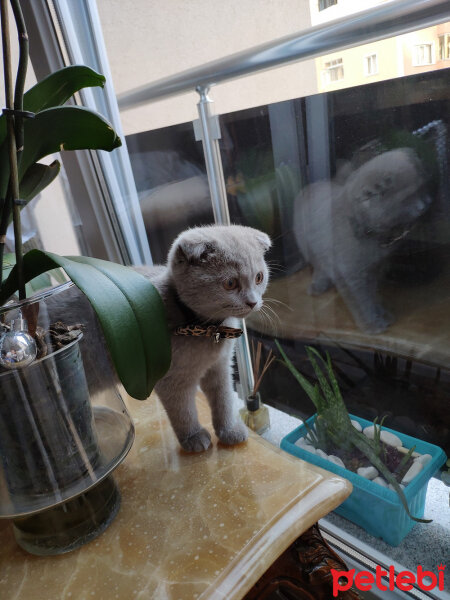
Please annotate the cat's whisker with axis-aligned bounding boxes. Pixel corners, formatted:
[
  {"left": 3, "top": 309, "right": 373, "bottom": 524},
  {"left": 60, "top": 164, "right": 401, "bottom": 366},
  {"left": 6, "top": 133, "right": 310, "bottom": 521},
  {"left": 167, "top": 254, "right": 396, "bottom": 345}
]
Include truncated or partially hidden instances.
[
  {"left": 257, "top": 305, "right": 279, "bottom": 336},
  {"left": 264, "top": 297, "right": 294, "bottom": 312},
  {"left": 254, "top": 307, "right": 271, "bottom": 335},
  {"left": 262, "top": 303, "right": 282, "bottom": 330}
]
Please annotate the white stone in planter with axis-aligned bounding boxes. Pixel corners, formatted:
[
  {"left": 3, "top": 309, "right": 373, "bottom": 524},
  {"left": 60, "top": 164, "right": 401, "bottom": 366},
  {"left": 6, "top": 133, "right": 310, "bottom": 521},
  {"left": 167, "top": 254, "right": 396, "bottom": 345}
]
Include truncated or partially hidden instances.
[
  {"left": 363, "top": 425, "right": 375, "bottom": 438},
  {"left": 380, "top": 431, "right": 402, "bottom": 447},
  {"left": 357, "top": 466, "right": 378, "bottom": 480},
  {"left": 402, "top": 461, "right": 423, "bottom": 484},
  {"left": 351, "top": 420, "right": 362, "bottom": 432},
  {"left": 295, "top": 438, "right": 316, "bottom": 454},
  {"left": 316, "top": 449, "right": 329, "bottom": 460},
  {"left": 362, "top": 426, "right": 402, "bottom": 448},
  {"left": 373, "top": 476, "right": 389, "bottom": 488},
  {"left": 415, "top": 453, "right": 431, "bottom": 465},
  {"left": 328, "top": 455, "right": 346, "bottom": 468}
]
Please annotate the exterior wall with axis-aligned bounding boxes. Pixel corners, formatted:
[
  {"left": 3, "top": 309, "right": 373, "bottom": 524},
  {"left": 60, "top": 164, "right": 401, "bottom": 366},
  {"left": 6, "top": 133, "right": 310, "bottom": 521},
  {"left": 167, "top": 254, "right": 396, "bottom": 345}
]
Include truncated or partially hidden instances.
[
  {"left": 309, "top": 0, "right": 450, "bottom": 94},
  {"left": 401, "top": 25, "right": 450, "bottom": 76},
  {"left": 97, "top": 0, "right": 318, "bottom": 135},
  {"left": 315, "top": 38, "right": 399, "bottom": 93}
]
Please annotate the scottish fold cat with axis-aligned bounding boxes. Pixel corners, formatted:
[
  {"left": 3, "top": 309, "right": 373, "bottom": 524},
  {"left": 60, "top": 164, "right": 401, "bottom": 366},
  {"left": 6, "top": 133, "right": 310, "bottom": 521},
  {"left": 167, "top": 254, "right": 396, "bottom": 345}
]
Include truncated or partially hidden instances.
[
  {"left": 48, "top": 225, "right": 271, "bottom": 453},
  {"left": 144, "top": 225, "right": 271, "bottom": 451}
]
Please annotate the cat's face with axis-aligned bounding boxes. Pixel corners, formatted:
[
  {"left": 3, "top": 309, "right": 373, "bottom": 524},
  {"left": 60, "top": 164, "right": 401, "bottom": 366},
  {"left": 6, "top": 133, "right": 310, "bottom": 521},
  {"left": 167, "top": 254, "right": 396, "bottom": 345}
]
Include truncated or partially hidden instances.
[
  {"left": 168, "top": 225, "right": 271, "bottom": 321},
  {"left": 346, "top": 148, "right": 431, "bottom": 242}
]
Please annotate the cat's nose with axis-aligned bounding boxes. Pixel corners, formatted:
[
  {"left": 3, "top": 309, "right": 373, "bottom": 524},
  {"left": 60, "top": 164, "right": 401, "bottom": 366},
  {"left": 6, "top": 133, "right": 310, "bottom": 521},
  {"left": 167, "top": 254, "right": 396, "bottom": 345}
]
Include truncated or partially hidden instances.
[{"left": 246, "top": 301, "right": 257, "bottom": 309}]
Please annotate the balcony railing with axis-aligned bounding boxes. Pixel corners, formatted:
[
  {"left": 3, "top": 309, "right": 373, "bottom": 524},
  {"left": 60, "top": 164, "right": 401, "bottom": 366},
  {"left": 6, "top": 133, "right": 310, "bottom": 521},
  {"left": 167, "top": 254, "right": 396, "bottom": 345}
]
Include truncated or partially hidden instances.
[{"left": 118, "top": 0, "right": 449, "bottom": 109}]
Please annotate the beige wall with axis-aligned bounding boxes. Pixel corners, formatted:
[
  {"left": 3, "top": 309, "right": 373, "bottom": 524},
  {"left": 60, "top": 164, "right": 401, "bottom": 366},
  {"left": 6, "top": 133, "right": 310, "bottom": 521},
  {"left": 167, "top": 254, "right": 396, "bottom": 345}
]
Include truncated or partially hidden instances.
[
  {"left": 97, "top": 0, "right": 318, "bottom": 135},
  {"left": 401, "top": 24, "right": 450, "bottom": 76},
  {"left": 315, "top": 37, "right": 399, "bottom": 93},
  {"left": 309, "top": 0, "right": 450, "bottom": 95}
]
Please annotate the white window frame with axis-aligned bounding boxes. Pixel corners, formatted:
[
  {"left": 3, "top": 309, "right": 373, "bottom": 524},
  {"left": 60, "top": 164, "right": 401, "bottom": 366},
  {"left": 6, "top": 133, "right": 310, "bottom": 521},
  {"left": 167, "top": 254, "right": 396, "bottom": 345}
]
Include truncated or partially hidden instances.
[
  {"left": 322, "top": 58, "right": 344, "bottom": 85},
  {"left": 363, "top": 53, "right": 378, "bottom": 76},
  {"left": 438, "top": 33, "right": 450, "bottom": 60},
  {"left": 21, "top": 1, "right": 152, "bottom": 266},
  {"left": 412, "top": 42, "right": 435, "bottom": 67}
]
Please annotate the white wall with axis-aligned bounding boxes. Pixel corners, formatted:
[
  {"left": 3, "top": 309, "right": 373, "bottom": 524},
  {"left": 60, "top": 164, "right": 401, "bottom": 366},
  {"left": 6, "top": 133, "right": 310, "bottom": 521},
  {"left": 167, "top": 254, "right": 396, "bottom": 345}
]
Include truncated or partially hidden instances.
[{"left": 97, "top": 0, "right": 318, "bottom": 134}]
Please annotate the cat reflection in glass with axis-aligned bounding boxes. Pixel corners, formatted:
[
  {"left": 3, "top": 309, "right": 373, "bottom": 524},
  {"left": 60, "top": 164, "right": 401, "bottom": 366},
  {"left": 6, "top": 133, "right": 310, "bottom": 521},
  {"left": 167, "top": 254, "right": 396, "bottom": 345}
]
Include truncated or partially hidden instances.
[{"left": 294, "top": 148, "right": 432, "bottom": 334}]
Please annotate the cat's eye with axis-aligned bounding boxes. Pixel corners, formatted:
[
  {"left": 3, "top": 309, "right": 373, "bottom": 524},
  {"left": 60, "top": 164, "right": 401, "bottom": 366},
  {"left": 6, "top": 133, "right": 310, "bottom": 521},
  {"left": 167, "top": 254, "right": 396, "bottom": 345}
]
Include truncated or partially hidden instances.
[
  {"left": 255, "top": 271, "right": 264, "bottom": 284},
  {"left": 223, "top": 277, "right": 238, "bottom": 291}
]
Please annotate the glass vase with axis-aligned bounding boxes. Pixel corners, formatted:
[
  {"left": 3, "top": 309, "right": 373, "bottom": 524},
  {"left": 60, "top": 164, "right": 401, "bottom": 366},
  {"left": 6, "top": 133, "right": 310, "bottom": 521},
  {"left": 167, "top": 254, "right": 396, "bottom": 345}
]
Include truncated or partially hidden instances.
[{"left": 0, "top": 282, "right": 135, "bottom": 555}]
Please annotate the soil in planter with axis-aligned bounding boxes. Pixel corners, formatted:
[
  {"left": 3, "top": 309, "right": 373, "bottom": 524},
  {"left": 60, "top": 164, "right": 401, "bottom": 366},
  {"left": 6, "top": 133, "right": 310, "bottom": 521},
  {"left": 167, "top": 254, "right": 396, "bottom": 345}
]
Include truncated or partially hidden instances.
[{"left": 309, "top": 436, "right": 414, "bottom": 482}]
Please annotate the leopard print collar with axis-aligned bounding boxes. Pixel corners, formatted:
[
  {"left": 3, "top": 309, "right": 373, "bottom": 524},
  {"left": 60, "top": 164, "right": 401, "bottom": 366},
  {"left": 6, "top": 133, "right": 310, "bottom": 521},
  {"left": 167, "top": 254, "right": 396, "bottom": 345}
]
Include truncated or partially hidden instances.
[
  {"left": 174, "top": 323, "right": 243, "bottom": 343},
  {"left": 172, "top": 288, "right": 242, "bottom": 343}
]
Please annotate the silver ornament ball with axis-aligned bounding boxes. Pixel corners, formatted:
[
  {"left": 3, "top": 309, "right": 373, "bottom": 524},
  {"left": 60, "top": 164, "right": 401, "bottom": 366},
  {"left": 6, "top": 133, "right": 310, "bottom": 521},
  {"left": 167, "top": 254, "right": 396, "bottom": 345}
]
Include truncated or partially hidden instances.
[{"left": 0, "top": 317, "right": 37, "bottom": 369}]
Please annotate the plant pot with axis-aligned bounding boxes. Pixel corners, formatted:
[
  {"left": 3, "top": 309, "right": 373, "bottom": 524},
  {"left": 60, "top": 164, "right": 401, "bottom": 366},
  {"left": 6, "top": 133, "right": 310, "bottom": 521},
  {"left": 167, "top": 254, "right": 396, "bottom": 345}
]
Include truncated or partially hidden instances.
[
  {"left": 280, "top": 414, "right": 447, "bottom": 546},
  {"left": 0, "top": 336, "right": 99, "bottom": 503},
  {"left": 0, "top": 283, "right": 135, "bottom": 555}
]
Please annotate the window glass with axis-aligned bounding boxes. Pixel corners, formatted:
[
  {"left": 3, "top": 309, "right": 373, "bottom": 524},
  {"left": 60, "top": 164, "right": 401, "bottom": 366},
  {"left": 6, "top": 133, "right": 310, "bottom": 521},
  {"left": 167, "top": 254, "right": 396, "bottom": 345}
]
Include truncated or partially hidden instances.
[
  {"left": 217, "top": 55, "right": 450, "bottom": 583},
  {"left": 0, "top": 29, "right": 81, "bottom": 263},
  {"left": 413, "top": 43, "right": 434, "bottom": 66},
  {"left": 438, "top": 33, "right": 450, "bottom": 60},
  {"left": 98, "top": 0, "right": 450, "bottom": 590},
  {"left": 364, "top": 53, "right": 378, "bottom": 76},
  {"left": 322, "top": 58, "right": 344, "bottom": 83},
  {"left": 319, "top": 0, "right": 338, "bottom": 10}
]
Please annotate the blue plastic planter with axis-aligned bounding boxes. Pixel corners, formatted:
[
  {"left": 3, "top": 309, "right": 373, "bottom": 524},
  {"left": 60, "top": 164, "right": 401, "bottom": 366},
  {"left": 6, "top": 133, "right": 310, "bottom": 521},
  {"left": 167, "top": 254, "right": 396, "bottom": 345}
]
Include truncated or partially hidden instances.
[{"left": 280, "top": 414, "right": 447, "bottom": 546}]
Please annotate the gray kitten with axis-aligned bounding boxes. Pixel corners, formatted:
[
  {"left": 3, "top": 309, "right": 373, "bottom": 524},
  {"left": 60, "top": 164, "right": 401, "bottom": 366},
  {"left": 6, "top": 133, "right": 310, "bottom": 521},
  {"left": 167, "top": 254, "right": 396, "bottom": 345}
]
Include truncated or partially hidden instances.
[
  {"left": 143, "top": 225, "right": 271, "bottom": 452},
  {"left": 48, "top": 225, "right": 271, "bottom": 453},
  {"left": 294, "top": 148, "right": 431, "bottom": 333}
]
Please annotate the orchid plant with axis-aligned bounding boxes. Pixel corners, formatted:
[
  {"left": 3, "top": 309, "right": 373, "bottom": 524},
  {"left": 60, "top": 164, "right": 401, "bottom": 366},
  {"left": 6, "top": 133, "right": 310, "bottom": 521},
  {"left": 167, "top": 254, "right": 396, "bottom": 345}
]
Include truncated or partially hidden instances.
[{"left": 0, "top": 0, "right": 170, "bottom": 399}]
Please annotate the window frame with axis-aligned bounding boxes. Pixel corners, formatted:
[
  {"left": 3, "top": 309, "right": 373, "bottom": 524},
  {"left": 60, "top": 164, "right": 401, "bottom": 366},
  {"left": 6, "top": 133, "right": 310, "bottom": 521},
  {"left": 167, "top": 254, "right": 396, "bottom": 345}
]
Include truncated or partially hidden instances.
[
  {"left": 438, "top": 33, "right": 450, "bottom": 60},
  {"left": 412, "top": 41, "right": 435, "bottom": 66},
  {"left": 318, "top": 0, "right": 338, "bottom": 11},
  {"left": 322, "top": 57, "right": 344, "bottom": 85},
  {"left": 363, "top": 53, "right": 378, "bottom": 76},
  {"left": 20, "top": 0, "right": 152, "bottom": 266}
]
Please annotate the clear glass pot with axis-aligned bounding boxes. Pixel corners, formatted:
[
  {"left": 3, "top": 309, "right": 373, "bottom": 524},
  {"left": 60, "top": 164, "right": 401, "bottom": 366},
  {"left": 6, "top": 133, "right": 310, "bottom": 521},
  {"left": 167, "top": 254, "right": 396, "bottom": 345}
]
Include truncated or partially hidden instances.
[{"left": 0, "top": 282, "right": 135, "bottom": 554}]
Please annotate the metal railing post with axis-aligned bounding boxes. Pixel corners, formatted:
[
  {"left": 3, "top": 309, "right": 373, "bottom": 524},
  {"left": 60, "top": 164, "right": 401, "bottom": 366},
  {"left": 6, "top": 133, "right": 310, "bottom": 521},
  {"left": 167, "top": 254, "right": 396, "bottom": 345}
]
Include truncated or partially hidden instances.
[{"left": 195, "top": 85, "right": 255, "bottom": 401}]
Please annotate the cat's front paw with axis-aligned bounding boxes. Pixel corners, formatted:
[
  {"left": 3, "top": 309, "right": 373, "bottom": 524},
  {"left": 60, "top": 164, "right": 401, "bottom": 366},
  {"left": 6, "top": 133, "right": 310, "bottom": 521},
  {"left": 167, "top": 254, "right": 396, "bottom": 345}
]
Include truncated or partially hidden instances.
[
  {"left": 217, "top": 421, "right": 248, "bottom": 446},
  {"left": 180, "top": 428, "right": 212, "bottom": 453},
  {"left": 362, "top": 305, "right": 394, "bottom": 334}
]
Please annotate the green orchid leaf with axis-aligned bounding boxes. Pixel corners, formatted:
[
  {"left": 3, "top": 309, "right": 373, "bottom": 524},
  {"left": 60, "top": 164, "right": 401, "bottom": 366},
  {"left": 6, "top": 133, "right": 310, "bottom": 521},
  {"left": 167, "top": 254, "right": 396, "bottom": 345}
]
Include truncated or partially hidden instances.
[
  {"left": 2, "top": 252, "right": 52, "bottom": 295},
  {"left": 0, "top": 250, "right": 171, "bottom": 400},
  {"left": 19, "top": 160, "right": 61, "bottom": 204},
  {"left": 0, "top": 66, "right": 106, "bottom": 147},
  {"left": 23, "top": 66, "right": 105, "bottom": 113},
  {"left": 0, "top": 106, "right": 121, "bottom": 198}
]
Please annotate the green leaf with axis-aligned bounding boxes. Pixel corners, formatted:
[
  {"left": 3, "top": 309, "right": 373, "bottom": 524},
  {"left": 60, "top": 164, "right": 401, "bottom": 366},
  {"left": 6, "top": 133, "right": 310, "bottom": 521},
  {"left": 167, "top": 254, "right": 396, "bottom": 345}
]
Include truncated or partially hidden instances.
[
  {"left": 0, "top": 66, "right": 106, "bottom": 147},
  {"left": 23, "top": 66, "right": 105, "bottom": 113},
  {"left": 305, "top": 347, "right": 335, "bottom": 405},
  {"left": 0, "top": 250, "right": 171, "bottom": 400},
  {"left": 0, "top": 106, "right": 121, "bottom": 198},
  {"left": 19, "top": 161, "right": 61, "bottom": 204},
  {"left": 275, "top": 340, "right": 324, "bottom": 411},
  {"left": 2, "top": 252, "right": 52, "bottom": 296}
]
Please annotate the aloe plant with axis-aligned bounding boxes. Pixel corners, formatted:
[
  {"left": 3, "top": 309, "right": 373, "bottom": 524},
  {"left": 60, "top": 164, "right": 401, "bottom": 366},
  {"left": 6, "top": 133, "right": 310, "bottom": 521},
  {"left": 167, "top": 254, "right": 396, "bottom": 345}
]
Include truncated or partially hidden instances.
[
  {"left": 275, "top": 341, "right": 431, "bottom": 523},
  {"left": 0, "top": 0, "right": 171, "bottom": 399}
]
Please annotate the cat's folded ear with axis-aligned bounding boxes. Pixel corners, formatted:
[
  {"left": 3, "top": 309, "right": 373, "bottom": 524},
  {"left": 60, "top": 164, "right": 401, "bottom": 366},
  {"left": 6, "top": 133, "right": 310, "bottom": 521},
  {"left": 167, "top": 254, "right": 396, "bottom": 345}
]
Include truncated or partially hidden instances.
[
  {"left": 252, "top": 230, "right": 271, "bottom": 253},
  {"left": 170, "top": 239, "right": 216, "bottom": 266}
]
